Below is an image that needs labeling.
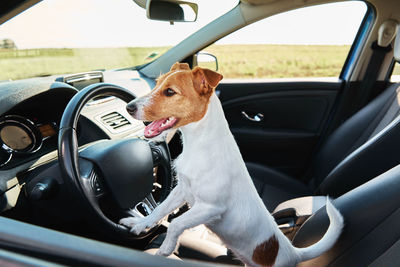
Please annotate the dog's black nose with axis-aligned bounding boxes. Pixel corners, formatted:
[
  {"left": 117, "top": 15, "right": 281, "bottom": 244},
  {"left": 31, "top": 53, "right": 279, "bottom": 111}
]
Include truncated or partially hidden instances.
[{"left": 126, "top": 103, "right": 137, "bottom": 115}]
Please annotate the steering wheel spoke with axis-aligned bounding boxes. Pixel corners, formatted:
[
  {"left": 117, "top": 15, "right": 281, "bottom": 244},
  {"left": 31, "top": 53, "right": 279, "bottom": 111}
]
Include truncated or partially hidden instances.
[{"left": 79, "top": 158, "right": 107, "bottom": 200}]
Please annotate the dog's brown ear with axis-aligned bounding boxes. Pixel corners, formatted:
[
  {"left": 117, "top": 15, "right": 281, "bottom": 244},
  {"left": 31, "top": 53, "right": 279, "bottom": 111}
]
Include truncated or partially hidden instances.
[
  {"left": 170, "top": 62, "right": 191, "bottom": 72},
  {"left": 192, "top": 67, "right": 223, "bottom": 95}
]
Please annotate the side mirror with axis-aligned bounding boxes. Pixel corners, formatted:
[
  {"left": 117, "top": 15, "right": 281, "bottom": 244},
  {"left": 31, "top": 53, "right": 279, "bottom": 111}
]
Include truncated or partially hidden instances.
[
  {"left": 194, "top": 52, "right": 218, "bottom": 71},
  {"left": 146, "top": 0, "right": 198, "bottom": 23}
]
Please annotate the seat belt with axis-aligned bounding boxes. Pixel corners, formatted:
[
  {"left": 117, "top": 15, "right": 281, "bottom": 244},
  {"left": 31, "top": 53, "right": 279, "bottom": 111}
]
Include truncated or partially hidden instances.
[
  {"left": 357, "top": 19, "right": 398, "bottom": 108},
  {"left": 356, "top": 41, "right": 392, "bottom": 110}
]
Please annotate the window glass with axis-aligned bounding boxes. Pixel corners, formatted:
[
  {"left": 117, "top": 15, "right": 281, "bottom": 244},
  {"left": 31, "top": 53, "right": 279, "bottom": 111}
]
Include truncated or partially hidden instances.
[
  {"left": 391, "top": 62, "right": 400, "bottom": 82},
  {"left": 203, "top": 2, "right": 367, "bottom": 79},
  {"left": 0, "top": 0, "right": 239, "bottom": 81}
]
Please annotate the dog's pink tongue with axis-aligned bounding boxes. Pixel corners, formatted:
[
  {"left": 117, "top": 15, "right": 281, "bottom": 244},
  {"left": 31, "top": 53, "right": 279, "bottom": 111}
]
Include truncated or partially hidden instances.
[
  {"left": 144, "top": 118, "right": 166, "bottom": 138},
  {"left": 144, "top": 117, "right": 177, "bottom": 138}
]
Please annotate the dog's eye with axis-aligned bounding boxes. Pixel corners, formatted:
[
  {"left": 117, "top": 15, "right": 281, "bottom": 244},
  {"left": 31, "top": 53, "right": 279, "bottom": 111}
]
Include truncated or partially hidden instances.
[{"left": 164, "top": 88, "right": 176, "bottom": 97}]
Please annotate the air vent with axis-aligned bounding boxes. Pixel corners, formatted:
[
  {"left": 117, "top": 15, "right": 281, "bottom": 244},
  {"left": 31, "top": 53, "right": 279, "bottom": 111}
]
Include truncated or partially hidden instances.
[{"left": 100, "top": 112, "right": 131, "bottom": 132}]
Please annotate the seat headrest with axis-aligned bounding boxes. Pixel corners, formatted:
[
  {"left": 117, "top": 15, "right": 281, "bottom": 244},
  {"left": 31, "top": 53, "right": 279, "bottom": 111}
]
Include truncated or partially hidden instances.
[{"left": 395, "top": 25, "right": 400, "bottom": 61}]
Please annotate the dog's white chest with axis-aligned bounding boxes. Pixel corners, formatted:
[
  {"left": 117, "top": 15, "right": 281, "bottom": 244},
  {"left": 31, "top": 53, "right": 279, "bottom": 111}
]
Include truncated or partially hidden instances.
[
  {"left": 173, "top": 152, "right": 199, "bottom": 180},
  {"left": 173, "top": 156, "right": 204, "bottom": 206}
]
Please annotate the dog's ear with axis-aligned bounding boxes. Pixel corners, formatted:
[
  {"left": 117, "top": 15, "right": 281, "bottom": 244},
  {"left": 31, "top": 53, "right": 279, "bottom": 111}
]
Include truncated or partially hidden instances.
[
  {"left": 192, "top": 67, "right": 223, "bottom": 95},
  {"left": 170, "top": 62, "right": 191, "bottom": 72}
]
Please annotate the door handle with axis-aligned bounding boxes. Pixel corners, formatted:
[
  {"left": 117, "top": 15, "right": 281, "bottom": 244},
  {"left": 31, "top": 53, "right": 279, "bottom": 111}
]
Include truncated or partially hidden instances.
[{"left": 241, "top": 111, "right": 264, "bottom": 122}]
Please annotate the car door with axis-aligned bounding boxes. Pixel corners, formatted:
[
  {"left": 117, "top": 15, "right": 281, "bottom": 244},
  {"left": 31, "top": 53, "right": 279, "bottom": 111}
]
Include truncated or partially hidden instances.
[
  {"left": 218, "top": 80, "right": 340, "bottom": 177},
  {"left": 198, "top": 2, "right": 369, "bottom": 178}
]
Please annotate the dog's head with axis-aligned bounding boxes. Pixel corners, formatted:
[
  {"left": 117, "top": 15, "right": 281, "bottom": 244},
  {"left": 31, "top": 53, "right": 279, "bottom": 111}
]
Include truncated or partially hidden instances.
[{"left": 126, "top": 62, "right": 223, "bottom": 139}]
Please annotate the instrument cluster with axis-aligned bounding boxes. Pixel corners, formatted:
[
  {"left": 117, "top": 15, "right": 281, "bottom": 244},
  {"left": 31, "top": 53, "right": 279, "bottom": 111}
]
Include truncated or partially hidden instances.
[{"left": 0, "top": 115, "right": 57, "bottom": 167}]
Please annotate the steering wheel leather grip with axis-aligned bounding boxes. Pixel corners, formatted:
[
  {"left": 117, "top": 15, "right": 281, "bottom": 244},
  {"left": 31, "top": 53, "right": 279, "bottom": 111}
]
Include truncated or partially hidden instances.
[{"left": 58, "top": 83, "right": 173, "bottom": 239}]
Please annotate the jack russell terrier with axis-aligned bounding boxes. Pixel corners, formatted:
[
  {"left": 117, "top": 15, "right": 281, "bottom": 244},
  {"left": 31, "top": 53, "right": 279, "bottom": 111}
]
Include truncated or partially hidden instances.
[{"left": 120, "top": 62, "right": 344, "bottom": 267}]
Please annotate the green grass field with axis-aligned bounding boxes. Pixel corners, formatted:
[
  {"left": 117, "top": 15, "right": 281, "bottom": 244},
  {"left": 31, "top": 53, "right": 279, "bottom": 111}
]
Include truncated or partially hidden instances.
[
  {"left": 1, "top": 44, "right": 396, "bottom": 81},
  {"left": 0, "top": 47, "right": 170, "bottom": 81},
  {"left": 204, "top": 44, "right": 351, "bottom": 78}
]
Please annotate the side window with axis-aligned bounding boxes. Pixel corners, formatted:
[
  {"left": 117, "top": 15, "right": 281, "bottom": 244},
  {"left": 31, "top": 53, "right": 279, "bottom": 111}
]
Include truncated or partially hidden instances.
[
  {"left": 202, "top": 2, "right": 367, "bottom": 79},
  {"left": 391, "top": 62, "right": 400, "bottom": 82}
]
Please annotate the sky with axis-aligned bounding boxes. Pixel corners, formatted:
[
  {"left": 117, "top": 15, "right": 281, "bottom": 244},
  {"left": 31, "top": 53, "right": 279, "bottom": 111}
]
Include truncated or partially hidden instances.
[{"left": 0, "top": 0, "right": 367, "bottom": 49}]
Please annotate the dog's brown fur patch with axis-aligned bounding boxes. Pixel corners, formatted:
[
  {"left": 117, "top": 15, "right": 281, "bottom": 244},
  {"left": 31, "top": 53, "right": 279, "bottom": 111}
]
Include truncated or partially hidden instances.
[
  {"left": 252, "top": 235, "right": 279, "bottom": 267},
  {"left": 141, "top": 63, "right": 223, "bottom": 128}
]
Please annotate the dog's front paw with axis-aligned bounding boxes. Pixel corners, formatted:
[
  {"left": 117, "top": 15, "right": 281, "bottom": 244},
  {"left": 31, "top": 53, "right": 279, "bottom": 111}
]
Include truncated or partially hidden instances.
[
  {"left": 119, "top": 216, "right": 152, "bottom": 235},
  {"left": 119, "top": 216, "right": 141, "bottom": 228},
  {"left": 156, "top": 240, "right": 177, "bottom": 257},
  {"left": 130, "top": 222, "right": 149, "bottom": 235}
]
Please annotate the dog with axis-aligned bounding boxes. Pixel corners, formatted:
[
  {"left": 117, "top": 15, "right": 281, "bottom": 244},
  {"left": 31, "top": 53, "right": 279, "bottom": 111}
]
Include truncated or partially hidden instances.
[{"left": 120, "top": 62, "right": 344, "bottom": 267}]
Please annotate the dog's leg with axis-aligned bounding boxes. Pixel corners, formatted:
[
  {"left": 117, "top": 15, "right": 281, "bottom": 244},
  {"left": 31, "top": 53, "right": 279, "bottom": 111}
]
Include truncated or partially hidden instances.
[
  {"left": 156, "top": 203, "right": 224, "bottom": 256},
  {"left": 119, "top": 183, "right": 186, "bottom": 234}
]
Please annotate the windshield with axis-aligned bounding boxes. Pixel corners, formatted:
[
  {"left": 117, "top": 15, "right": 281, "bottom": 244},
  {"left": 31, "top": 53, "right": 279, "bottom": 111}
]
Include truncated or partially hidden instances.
[{"left": 0, "top": 0, "right": 238, "bottom": 81}]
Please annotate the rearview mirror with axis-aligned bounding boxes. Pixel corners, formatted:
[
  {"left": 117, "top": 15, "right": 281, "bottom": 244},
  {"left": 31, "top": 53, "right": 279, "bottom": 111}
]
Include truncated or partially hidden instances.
[{"left": 146, "top": 0, "right": 198, "bottom": 23}]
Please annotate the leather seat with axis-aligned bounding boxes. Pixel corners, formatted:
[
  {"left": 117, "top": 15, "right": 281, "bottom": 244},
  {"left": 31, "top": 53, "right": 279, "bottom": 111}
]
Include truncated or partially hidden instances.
[
  {"left": 248, "top": 162, "right": 312, "bottom": 210},
  {"left": 249, "top": 29, "right": 400, "bottom": 210},
  {"left": 293, "top": 163, "right": 400, "bottom": 266}
]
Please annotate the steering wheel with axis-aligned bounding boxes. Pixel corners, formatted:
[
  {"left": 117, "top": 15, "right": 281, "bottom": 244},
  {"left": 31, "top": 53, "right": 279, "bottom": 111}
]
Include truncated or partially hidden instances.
[{"left": 58, "top": 83, "right": 173, "bottom": 239}]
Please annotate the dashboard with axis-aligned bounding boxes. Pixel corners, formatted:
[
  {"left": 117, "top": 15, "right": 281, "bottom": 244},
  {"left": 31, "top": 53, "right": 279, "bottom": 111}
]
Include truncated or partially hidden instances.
[{"left": 0, "top": 69, "right": 155, "bottom": 210}]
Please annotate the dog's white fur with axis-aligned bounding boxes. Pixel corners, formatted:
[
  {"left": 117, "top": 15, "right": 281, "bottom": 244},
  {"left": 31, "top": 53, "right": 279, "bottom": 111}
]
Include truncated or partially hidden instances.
[{"left": 120, "top": 93, "right": 344, "bottom": 267}]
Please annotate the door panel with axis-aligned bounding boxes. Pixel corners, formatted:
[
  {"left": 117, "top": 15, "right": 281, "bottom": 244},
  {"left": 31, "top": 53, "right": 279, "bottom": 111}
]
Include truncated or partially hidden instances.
[{"left": 218, "top": 81, "right": 342, "bottom": 177}]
